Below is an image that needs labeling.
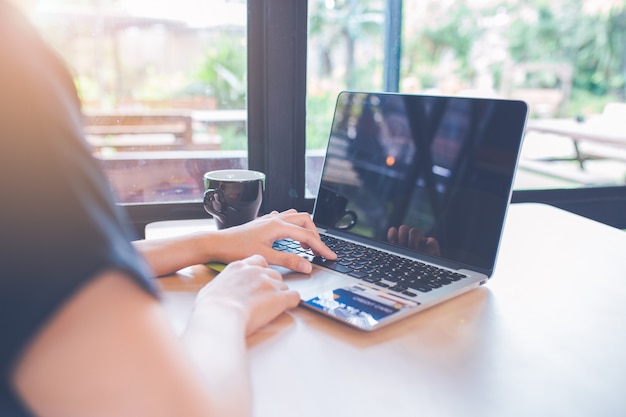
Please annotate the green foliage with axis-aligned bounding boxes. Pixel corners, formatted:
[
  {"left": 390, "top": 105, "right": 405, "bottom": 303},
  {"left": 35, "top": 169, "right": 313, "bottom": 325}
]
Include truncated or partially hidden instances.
[
  {"left": 306, "top": 0, "right": 626, "bottom": 150},
  {"left": 507, "top": 1, "right": 626, "bottom": 103},
  {"left": 418, "top": 4, "right": 481, "bottom": 79},
  {"left": 306, "top": 90, "right": 337, "bottom": 150},
  {"left": 74, "top": 75, "right": 100, "bottom": 102},
  {"left": 217, "top": 125, "right": 247, "bottom": 151},
  {"left": 508, "top": 5, "right": 561, "bottom": 62},
  {"left": 567, "top": 88, "right": 620, "bottom": 118},
  {"left": 583, "top": 7, "right": 626, "bottom": 98},
  {"left": 188, "top": 35, "right": 246, "bottom": 109},
  {"left": 309, "top": 0, "right": 384, "bottom": 89},
  {"left": 309, "top": 0, "right": 384, "bottom": 38}
]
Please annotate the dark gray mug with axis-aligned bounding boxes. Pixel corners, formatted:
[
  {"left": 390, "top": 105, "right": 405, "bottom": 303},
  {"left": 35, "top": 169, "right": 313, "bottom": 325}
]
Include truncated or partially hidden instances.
[
  {"left": 203, "top": 169, "right": 265, "bottom": 229},
  {"left": 314, "top": 187, "right": 358, "bottom": 230}
]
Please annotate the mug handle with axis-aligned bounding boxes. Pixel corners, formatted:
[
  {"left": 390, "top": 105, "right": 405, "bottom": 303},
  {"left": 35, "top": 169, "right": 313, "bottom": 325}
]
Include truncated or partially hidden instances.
[
  {"left": 203, "top": 189, "right": 227, "bottom": 223},
  {"left": 336, "top": 210, "right": 358, "bottom": 230}
]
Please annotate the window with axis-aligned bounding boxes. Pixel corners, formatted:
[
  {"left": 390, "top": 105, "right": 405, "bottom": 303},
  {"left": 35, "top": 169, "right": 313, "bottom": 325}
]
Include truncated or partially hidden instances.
[
  {"left": 25, "top": 0, "right": 626, "bottom": 231},
  {"left": 306, "top": 0, "right": 626, "bottom": 196},
  {"left": 29, "top": 0, "right": 248, "bottom": 207},
  {"left": 305, "top": 0, "right": 626, "bottom": 228}
]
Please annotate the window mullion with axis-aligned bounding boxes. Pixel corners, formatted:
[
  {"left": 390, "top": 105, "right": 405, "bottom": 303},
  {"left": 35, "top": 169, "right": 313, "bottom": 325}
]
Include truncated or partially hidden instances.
[{"left": 247, "top": 0, "right": 309, "bottom": 214}]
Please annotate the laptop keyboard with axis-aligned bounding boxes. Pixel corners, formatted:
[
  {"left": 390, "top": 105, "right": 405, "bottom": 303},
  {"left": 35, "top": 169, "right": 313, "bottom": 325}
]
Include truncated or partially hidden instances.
[{"left": 272, "top": 235, "right": 467, "bottom": 298}]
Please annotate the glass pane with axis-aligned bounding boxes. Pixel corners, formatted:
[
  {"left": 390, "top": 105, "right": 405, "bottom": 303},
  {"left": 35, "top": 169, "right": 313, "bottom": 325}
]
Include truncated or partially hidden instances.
[
  {"left": 306, "top": 0, "right": 626, "bottom": 197},
  {"left": 28, "top": 0, "right": 248, "bottom": 203}
]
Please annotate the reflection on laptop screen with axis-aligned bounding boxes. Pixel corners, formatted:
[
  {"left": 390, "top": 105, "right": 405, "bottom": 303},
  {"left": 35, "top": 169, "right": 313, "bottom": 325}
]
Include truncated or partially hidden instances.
[{"left": 313, "top": 92, "right": 528, "bottom": 272}]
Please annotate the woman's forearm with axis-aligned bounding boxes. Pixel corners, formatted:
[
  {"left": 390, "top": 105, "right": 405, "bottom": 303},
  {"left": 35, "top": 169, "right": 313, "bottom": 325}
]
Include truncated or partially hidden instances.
[
  {"left": 182, "top": 301, "right": 252, "bottom": 417},
  {"left": 133, "top": 233, "right": 218, "bottom": 277}
]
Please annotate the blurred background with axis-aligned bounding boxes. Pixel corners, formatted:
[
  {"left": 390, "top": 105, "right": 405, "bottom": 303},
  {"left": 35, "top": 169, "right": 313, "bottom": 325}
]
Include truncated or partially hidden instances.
[{"left": 24, "top": 0, "right": 626, "bottom": 203}]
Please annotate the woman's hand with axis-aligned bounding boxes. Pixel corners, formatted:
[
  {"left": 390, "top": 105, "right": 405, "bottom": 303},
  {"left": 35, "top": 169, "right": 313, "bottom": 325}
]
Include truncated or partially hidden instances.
[
  {"left": 194, "top": 254, "right": 300, "bottom": 335},
  {"left": 212, "top": 209, "right": 337, "bottom": 273},
  {"left": 387, "top": 224, "right": 440, "bottom": 256},
  {"left": 134, "top": 209, "right": 336, "bottom": 276}
]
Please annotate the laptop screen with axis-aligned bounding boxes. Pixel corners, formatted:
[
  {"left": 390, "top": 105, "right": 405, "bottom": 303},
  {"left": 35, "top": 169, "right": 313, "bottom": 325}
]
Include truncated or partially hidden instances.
[{"left": 313, "top": 91, "right": 528, "bottom": 272}]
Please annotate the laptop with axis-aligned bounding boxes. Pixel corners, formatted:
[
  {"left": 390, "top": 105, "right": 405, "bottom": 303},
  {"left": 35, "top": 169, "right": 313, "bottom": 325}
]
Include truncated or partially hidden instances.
[{"left": 273, "top": 91, "right": 528, "bottom": 331}]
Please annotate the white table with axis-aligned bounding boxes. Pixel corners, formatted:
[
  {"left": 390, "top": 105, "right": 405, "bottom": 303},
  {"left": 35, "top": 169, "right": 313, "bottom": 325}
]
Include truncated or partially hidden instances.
[
  {"left": 147, "top": 203, "right": 626, "bottom": 417},
  {"left": 525, "top": 118, "right": 626, "bottom": 168}
]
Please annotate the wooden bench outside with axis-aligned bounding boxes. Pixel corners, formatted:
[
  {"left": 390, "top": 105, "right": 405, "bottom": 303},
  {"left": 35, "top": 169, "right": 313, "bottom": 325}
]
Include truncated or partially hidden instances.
[{"left": 83, "top": 112, "right": 194, "bottom": 150}]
